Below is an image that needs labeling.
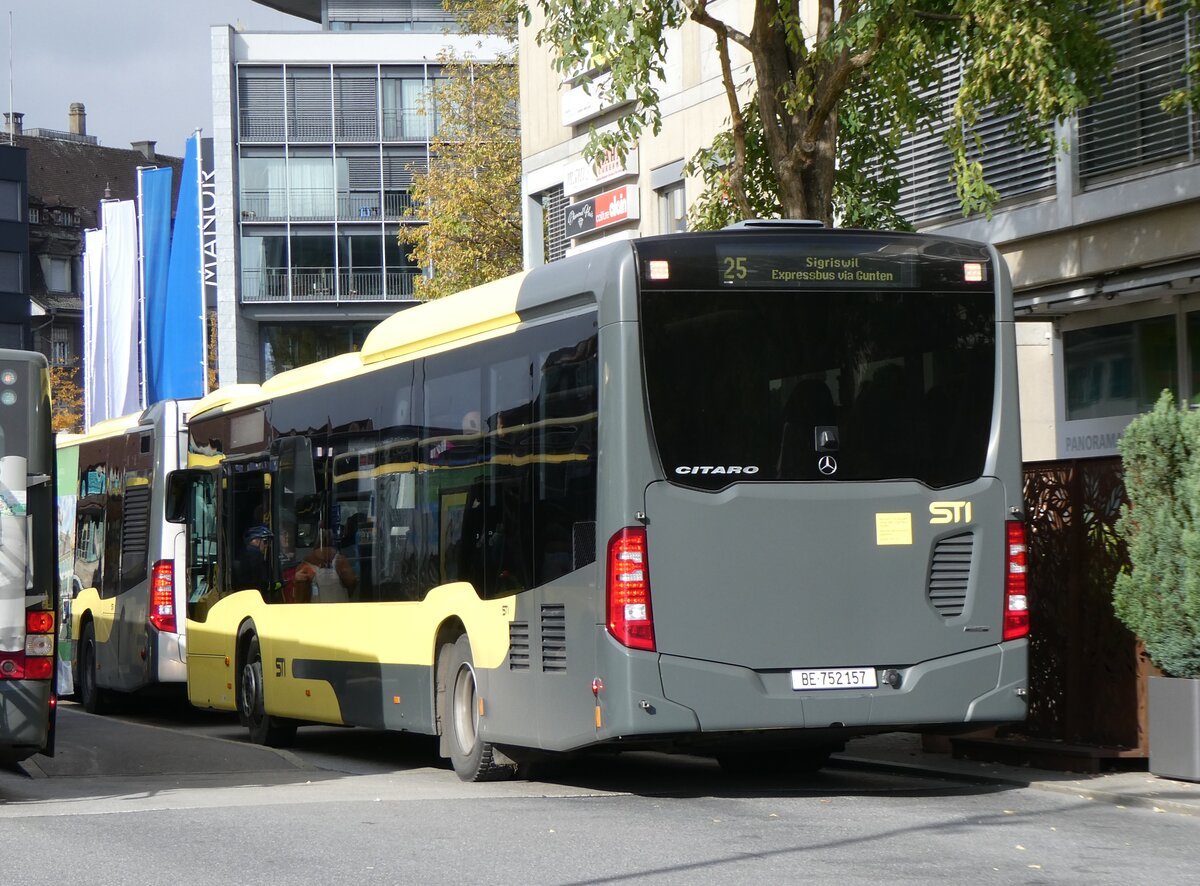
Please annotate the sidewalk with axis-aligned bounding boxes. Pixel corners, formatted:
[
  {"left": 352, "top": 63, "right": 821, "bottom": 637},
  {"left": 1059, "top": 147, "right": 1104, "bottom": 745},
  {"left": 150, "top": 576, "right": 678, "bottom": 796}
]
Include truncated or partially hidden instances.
[{"left": 835, "top": 732, "right": 1200, "bottom": 817}]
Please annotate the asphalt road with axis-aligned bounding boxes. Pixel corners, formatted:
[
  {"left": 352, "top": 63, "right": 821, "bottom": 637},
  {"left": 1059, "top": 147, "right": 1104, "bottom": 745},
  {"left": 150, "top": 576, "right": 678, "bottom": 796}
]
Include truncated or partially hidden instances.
[{"left": 2, "top": 702, "right": 1198, "bottom": 885}]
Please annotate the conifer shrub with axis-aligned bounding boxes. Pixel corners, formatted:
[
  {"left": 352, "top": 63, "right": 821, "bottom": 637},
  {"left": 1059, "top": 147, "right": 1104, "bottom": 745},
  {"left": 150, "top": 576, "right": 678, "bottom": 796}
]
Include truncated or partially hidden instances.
[{"left": 1113, "top": 390, "right": 1200, "bottom": 678}]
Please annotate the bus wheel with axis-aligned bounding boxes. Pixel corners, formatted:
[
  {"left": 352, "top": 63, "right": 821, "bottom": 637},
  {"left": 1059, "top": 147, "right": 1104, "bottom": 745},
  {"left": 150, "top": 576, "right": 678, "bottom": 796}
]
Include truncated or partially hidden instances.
[
  {"left": 78, "top": 622, "right": 112, "bottom": 715},
  {"left": 240, "top": 635, "right": 297, "bottom": 748},
  {"left": 440, "top": 635, "right": 515, "bottom": 782}
]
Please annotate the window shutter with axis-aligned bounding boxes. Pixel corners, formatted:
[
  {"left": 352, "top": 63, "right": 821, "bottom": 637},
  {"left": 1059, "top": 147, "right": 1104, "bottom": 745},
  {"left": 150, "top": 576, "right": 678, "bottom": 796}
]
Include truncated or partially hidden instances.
[{"left": 1078, "top": 2, "right": 1196, "bottom": 183}]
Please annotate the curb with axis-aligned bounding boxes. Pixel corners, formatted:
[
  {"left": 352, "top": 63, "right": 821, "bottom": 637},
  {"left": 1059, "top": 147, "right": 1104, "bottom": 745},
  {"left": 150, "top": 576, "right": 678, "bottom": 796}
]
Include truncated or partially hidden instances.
[{"left": 832, "top": 754, "right": 1200, "bottom": 818}]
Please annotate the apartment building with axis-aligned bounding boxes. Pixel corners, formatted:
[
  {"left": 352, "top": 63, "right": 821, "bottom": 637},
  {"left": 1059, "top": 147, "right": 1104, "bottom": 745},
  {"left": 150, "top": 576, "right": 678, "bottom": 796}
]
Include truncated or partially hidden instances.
[
  {"left": 518, "top": 2, "right": 1200, "bottom": 463},
  {"left": 213, "top": 0, "right": 508, "bottom": 383}
]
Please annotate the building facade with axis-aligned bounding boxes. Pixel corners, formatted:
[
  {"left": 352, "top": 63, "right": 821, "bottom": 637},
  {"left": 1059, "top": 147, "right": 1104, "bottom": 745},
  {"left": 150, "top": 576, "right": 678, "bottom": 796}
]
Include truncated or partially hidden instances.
[
  {"left": 518, "top": 2, "right": 1200, "bottom": 462},
  {"left": 0, "top": 144, "right": 30, "bottom": 350},
  {"left": 212, "top": 1, "right": 508, "bottom": 384},
  {"left": 3, "top": 106, "right": 182, "bottom": 420}
]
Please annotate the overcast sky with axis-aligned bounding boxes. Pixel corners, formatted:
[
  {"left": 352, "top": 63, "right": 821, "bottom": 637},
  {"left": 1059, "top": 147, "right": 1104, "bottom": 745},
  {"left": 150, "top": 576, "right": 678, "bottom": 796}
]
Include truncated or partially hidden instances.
[{"left": 10, "top": 1, "right": 318, "bottom": 157}]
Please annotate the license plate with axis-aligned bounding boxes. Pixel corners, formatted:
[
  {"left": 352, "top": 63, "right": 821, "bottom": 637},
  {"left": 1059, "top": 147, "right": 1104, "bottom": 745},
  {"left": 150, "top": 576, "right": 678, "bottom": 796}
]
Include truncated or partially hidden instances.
[{"left": 791, "top": 667, "right": 878, "bottom": 691}]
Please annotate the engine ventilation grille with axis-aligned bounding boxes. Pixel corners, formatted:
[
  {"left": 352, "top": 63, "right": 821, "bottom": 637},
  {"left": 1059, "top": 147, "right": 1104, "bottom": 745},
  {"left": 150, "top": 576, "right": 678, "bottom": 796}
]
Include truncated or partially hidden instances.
[
  {"left": 541, "top": 604, "right": 567, "bottom": 672},
  {"left": 508, "top": 622, "right": 530, "bottom": 671},
  {"left": 928, "top": 532, "right": 974, "bottom": 618}
]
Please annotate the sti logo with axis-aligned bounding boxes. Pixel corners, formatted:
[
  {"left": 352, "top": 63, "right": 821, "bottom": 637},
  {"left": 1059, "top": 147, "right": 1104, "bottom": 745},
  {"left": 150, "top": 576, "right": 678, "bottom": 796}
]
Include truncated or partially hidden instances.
[{"left": 929, "top": 501, "right": 973, "bottom": 524}]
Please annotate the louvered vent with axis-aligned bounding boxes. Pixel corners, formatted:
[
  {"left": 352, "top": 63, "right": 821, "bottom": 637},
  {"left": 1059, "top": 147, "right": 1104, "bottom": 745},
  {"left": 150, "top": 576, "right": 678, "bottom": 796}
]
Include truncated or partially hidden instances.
[
  {"left": 928, "top": 532, "right": 973, "bottom": 618},
  {"left": 541, "top": 604, "right": 567, "bottom": 672},
  {"left": 508, "top": 621, "right": 530, "bottom": 671}
]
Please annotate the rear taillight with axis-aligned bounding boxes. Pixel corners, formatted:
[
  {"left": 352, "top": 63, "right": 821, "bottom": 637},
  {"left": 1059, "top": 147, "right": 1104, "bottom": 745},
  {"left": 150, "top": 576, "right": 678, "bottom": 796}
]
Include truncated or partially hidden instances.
[
  {"left": 149, "top": 560, "right": 177, "bottom": 633},
  {"left": 1003, "top": 520, "right": 1029, "bottom": 642},
  {"left": 0, "top": 610, "right": 55, "bottom": 681},
  {"left": 606, "top": 528, "right": 655, "bottom": 652}
]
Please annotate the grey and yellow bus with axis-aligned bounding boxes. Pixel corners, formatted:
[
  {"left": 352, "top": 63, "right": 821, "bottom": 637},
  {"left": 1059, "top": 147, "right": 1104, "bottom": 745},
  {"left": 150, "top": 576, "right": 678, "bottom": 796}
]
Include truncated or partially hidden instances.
[
  {"left": 0, "top": 349, "right": 58, "bottom": 764},
  {"left": 57, "top": 399, "right": 195, "bottom": 712},
  {"left": 167, "top": 223, "right": 1028, "bottom": 780}
]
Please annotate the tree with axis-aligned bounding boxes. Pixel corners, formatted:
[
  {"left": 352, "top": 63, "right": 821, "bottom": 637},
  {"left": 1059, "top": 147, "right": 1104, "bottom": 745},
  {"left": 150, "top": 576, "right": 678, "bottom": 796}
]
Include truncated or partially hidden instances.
[
  {"left": 1114, "top": 391, "right": 1200, "bottom": 678},
  {"left": 398, "top": 1, "right": 523, "bottom": 299},
  {"left": 49, "top": 359, "right": 84, "bottom": 434},
  {"left": 533, "top": 0, "right": 1140, "bottom": 228}
]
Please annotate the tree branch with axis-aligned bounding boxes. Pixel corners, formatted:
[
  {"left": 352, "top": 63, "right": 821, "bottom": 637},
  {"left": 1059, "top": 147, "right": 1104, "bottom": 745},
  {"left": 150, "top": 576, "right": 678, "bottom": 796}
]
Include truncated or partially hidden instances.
[
  {"left": 682, "top": 0, "right": 754, "bottom": 53},
  {"left": 800, "top": 5, "right": 895, "bottom": 150},
  {"left": 686, "top": 0, "right": 754, "bottom": 217}
]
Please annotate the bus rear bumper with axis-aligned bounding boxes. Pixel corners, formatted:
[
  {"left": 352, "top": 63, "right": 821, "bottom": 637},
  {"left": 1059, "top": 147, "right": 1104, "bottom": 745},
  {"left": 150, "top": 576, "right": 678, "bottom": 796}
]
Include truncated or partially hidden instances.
[
  {"left": 152, "top": 630, "right": 187, "bottom": 684},
  {"left": 656, "top": 640, "right": 1028, "bottom": 733},
  {"left": 0, "top": 681, "right": 52, "bottom": 762}
]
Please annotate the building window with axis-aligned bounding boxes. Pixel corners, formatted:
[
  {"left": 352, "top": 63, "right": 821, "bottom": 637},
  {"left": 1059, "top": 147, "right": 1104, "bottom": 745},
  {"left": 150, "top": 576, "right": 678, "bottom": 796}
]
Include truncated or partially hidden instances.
[
  {"left": 657, "top": 181, "right": 686, "bottom": 233},
  {"left": 1078, "top": 2, "right": 1197, "bottom": 183},
  {"left": 41, "top": 255, "right": 73, "bottom": 293},
  {"left": 0, "top": 251, "right": 21, "bottom": 292},
  {"left": 539, "top": 185, "right": 567, "bottom": 264},
  {"left": 1063, "top": 315, "right": 1178, "bottom": 420},
  {"left": 287, "top": 67, "right": 334, "bottom": 143},
  {"left": 334, "top": 67, "right": 379, "bottom": 142},
  {"left": 0, "top": 180, "right": 21, "bottom": 221},
  {"left": 50, "top": 326, "right": 72, "bottom": 365},
  {"left": 382, "top": 71, "right": 445, "bottom": 141},
  {"left": 260, "top": 322, "right": 375, "bottom": 380},
  {"left": 239, "top": 66, "right": 286, "bottom": 142}
]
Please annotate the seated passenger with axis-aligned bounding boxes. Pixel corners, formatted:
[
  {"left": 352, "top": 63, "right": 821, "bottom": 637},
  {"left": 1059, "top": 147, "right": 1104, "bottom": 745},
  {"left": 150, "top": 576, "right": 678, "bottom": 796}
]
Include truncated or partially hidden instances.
[{"left": 293, "top": 531, "right": 358, "bottom": 603}]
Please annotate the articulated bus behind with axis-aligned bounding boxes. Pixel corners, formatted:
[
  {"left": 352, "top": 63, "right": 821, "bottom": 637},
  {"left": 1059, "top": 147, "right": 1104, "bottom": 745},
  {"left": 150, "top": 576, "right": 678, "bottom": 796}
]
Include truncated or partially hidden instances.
[
  {"left": 0, "top": 349, "right": 57, "bottom": 764},
  {"left": 57, "top": 399, "right": 194, "bottom": 712}
]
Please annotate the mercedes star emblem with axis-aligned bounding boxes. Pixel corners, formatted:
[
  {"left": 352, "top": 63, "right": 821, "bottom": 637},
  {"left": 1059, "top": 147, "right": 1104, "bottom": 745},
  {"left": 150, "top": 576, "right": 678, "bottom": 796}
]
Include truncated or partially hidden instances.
[{"left": 817, "top": 455, "right": 838, "bottom": 476}]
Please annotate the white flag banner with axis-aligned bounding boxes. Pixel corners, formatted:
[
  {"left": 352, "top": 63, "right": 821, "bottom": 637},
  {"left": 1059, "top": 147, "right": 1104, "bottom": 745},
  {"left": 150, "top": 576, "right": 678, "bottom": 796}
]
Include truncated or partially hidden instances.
[
  {"left": 100, "top": 200, "right": 142, "bottom": 422},
  {"left": 82, "top": 227, "right": 107, "bottom": 430}
]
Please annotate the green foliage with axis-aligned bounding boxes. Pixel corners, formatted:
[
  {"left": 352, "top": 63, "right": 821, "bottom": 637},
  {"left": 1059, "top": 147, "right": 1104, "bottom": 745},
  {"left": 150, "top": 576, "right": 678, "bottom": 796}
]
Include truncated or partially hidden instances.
[
  {"left": 398, "top": 1, "right": 523, "bottom": 299},
  {"left": 535, "top": 0, "right": 1128, "bottom": 226},
  {"left": 1114, "top": 390, "right": 1200, "bottom": 678}
]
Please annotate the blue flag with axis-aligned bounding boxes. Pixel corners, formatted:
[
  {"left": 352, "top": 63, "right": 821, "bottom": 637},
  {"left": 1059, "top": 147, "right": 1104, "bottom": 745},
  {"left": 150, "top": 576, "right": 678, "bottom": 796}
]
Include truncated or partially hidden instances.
[
  {"left": 152, "top": 134, "right": 205, "bottom": 403},
  {"left": 141, "top": 166, "right": 174, "bottom": 403}
]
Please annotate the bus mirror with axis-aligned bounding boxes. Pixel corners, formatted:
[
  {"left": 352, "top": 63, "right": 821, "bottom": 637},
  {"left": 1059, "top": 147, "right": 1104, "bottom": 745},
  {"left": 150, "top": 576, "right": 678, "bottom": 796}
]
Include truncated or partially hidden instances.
[{"left": 165, "top": 469, "right": 207, "bottom": 523}]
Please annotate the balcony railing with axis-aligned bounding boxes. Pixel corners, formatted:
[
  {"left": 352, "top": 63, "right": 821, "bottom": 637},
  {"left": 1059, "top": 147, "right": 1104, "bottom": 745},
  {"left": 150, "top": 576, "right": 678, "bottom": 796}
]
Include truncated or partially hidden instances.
[
  {"left": 239, "top": 116, "right": 286, "bottom": 143},
  {"left": 383, "top": 109, "right": 438, "bottom": 142},
  {"left": 240, "top": 190, "right": 423, "bottom": 222},
  {"left": 240, "top": 109, "right": 444, "bottom": 145},
  {"left": 242, "top": 268, "right": 421, "bottom": 303}
]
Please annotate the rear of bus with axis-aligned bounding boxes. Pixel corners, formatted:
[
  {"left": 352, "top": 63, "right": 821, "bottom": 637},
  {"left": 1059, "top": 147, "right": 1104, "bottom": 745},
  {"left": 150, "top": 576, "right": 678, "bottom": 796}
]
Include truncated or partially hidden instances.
[
  {"left": 63, "top": 399, "right": 194, "bottom": 707},
  {"left": 0, "top": 350, "right": 57, "bottom": 763},
  {"left": 593, "top": 226, "right": 1027, "bottom": 755}
]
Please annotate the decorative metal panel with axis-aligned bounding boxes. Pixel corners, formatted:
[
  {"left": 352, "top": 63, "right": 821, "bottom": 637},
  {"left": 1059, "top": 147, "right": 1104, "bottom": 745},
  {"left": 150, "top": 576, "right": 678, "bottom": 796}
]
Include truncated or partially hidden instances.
[{"left": 1019, "top": 458, "right": 1146, "bottom": 751}]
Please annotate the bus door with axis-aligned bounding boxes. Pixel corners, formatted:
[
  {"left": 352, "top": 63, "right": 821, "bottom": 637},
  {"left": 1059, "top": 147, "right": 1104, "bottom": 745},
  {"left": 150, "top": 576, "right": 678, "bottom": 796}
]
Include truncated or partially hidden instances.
[{"left": 166, "top": 468, "right": 219, "bottom": 704}]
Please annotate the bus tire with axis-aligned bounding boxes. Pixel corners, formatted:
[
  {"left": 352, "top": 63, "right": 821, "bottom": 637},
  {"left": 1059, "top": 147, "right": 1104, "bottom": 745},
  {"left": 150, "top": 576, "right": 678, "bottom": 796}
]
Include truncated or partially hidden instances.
[
  {"left": 440, "top": 634, "right": 515, "bottom": 782},
  {"left": 240, "top": 634, "right": 297, "bottom": 748},
  {"left": 78, "top": 622, "right": 112, "bottom": 715}
]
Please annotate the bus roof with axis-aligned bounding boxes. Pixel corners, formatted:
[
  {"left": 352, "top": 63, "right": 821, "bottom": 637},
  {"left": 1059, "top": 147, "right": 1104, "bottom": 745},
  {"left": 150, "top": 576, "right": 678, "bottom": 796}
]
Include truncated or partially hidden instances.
[
  {"left": 361, "top": 272, "right": 527, "bottom": 366},
  {"left": 190, "top": 271, "right": 534, "bottom": 423},
  {"left": 57, "top": 411, "right": 144, "bottom": 447}
]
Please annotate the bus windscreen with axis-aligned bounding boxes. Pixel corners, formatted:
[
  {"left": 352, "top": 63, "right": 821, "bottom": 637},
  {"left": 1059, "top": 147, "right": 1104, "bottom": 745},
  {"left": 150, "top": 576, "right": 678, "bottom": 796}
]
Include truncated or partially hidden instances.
[{"left": 638, "top": 238, "right": 997, "bottom": 490}]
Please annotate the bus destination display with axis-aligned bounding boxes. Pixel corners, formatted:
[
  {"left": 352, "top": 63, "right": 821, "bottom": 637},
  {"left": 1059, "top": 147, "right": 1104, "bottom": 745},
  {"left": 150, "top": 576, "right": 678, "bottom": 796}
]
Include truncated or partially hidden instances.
[{"left": 718, "top": 247, "right": 918, "bottom": 289}]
